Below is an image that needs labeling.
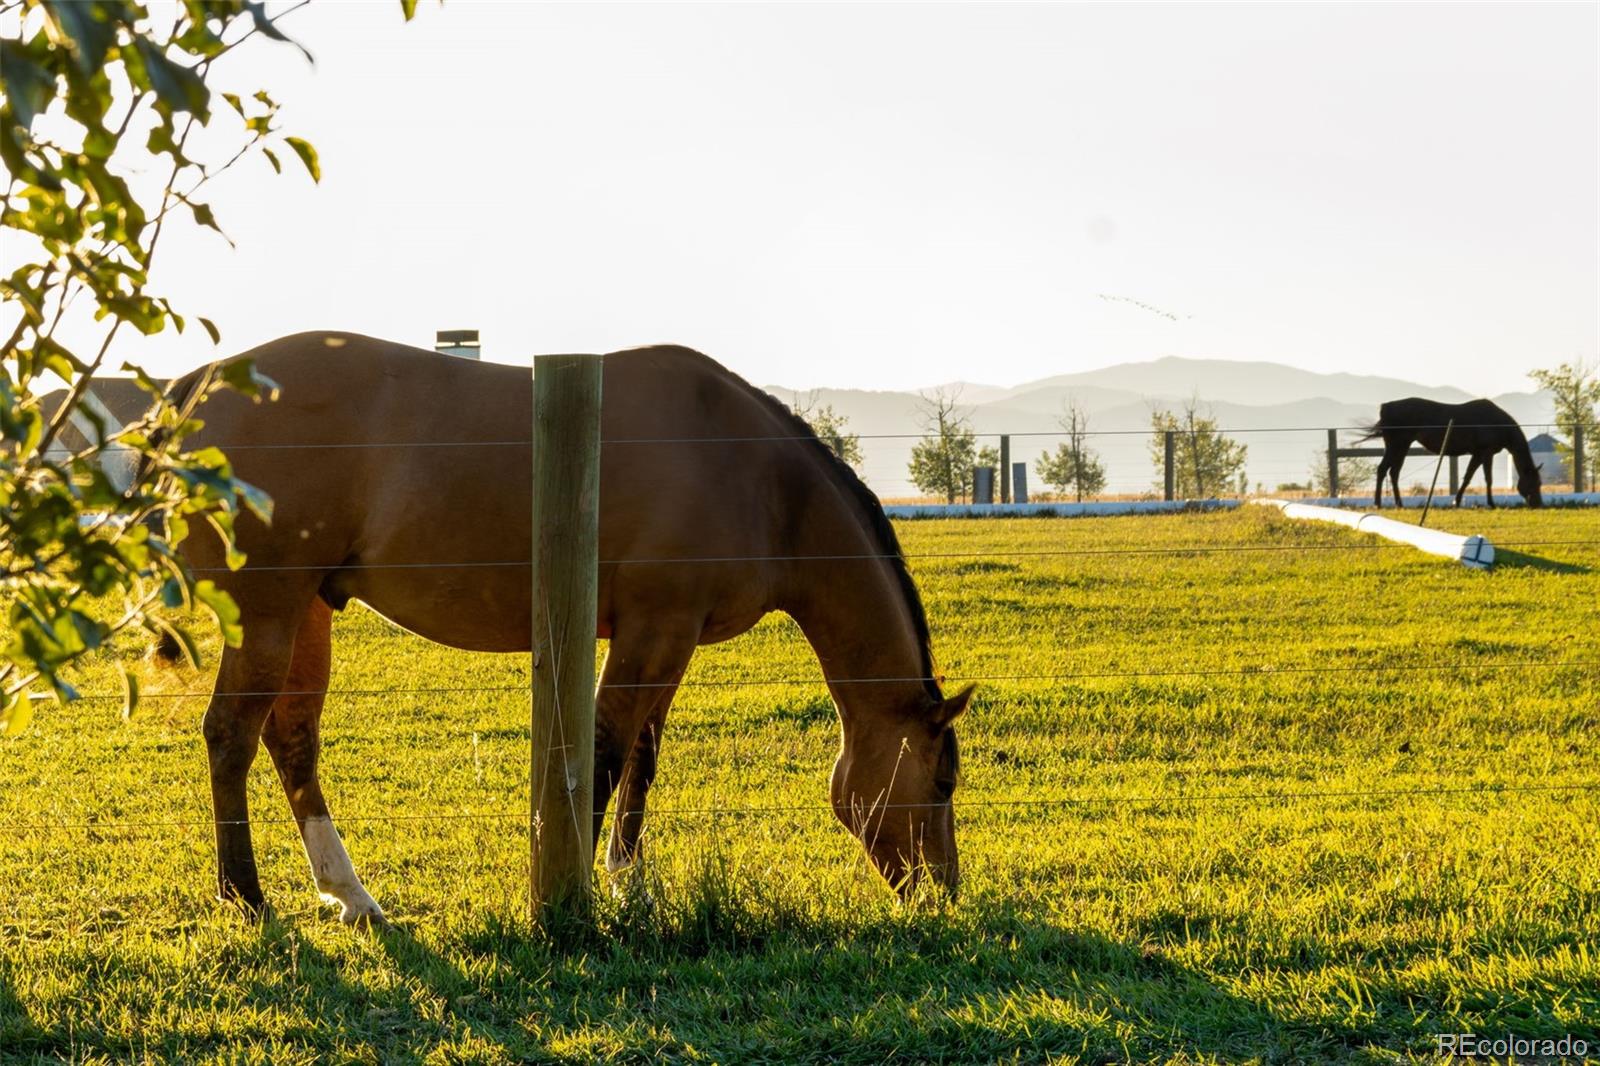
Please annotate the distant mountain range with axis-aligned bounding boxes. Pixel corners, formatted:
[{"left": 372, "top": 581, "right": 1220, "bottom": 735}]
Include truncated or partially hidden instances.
[{"left": 766, "top": 357, "right": 1557, "bottom": 497}]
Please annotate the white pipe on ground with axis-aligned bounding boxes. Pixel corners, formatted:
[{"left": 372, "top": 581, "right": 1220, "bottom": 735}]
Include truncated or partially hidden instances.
[{"left": 1254, "top": 499, "right": 1494, "bottom": 569}]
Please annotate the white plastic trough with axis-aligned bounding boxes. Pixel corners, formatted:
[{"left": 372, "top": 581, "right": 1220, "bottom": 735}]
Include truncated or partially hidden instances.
[{"left": 1253, "top": 499, "right": 1494, "bottom": 569}]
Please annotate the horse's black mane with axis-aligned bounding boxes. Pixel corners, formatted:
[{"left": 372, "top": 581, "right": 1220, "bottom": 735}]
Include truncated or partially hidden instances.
[{"left": 735, "top": 376, "right": 943, "bottom": 704}]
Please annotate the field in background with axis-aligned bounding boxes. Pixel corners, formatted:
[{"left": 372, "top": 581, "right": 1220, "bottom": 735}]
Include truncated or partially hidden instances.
[{"left": 2, "top": 508, "right": 1597, "bottom": 1063}]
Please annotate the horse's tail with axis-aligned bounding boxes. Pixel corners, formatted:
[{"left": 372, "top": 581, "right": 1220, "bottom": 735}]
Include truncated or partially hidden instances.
[{"left": 1351, "top": 420, "right": 1384, "bottom": 444}]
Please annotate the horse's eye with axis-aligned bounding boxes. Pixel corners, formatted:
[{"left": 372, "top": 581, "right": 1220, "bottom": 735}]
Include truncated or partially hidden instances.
[{"left": 934, "top": 776, "right": 957, "bottom": 801}]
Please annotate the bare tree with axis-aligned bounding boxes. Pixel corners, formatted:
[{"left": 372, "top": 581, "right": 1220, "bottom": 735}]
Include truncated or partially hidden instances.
[
  {"left": 908, "top": 388, "right": 977, "bottom": 503},
  {"left": 1148, "top": 394, "right": 1248, "bottom": 498},
  {"left": 1037, "top": 399, "right": 1107, "bottom": 501},
  {"left": 787, "top": 390, "right": 863, "bottom": 467}
]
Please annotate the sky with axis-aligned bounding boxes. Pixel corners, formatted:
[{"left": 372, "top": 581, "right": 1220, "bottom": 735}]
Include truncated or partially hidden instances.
[{"left": 23, "top": 1, "right": 1600, "bottom": 396}]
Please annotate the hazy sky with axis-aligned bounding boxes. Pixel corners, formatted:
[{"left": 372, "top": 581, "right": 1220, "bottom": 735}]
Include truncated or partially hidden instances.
[{"left": 40, "top": 2, "right": 1600, "bottom": 395}]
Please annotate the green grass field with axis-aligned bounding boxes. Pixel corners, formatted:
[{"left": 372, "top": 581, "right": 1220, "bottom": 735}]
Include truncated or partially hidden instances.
[{"left": 2, "top": 506, "right": 1597, "bottom": 1064}]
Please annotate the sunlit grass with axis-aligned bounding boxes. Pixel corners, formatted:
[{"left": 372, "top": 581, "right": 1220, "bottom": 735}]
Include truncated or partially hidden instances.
[{"left": 2, "top": 507, "right": 1596, "bottom": 1062}]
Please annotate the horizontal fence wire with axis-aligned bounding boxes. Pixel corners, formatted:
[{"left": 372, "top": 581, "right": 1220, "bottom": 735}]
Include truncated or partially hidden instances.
[
  {"left": 77, "top": 422, "right": 1575, "bottom": 452},
  {"left": 175, "top": 539, "right": 1600, "bottom": 574},
  {"left": 35, "top": 659, "right": 1599, "bottom": 703},
  {"left": 6, "top": 781, "right": 1598, "bottom": 835}
]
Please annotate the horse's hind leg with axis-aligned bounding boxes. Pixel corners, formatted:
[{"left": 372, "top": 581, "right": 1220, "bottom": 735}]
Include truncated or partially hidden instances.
[
  {"left": 203, "top": 613, "right": 300, "bottom": 915},
  {"left": 587, "top": 622, "right": 698, "bottom": 874},
  {"left": 260, "top": 597, "right": 383, "bottom": 925},
  {"left": 1483, "top": 454, "right": 1496, "bottom": 508},
  {"left": 606, "top": 698, "right": 671, "bottom": 874},
  {"left": 1378, "top": 438, "right": 1408, "bottom": 508},
  {"left": 1456, "top": 456, "right": 1482, "bottom": 507}
]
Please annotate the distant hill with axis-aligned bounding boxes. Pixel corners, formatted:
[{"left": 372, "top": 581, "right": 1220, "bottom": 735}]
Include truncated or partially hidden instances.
[{"left": 767, "top": 357, "right": 1557, "bottom": 497}]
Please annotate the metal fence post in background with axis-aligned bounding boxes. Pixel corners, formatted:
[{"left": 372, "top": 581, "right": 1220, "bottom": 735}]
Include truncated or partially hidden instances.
[
  {"left": 973, "top": 466, "right": 994, "bottom": 505},
  {"left": 999, "top": 435, "right": 1010, "bottom": 503},
  {"left": 1575, "top": 424, "right": 1586, "bottom": 493},
  {"left": 1163, "top": 431, "right": 1176, "bottom": 501},
  {"left": 1326, "top": 429, "right": 1339, "bottom": 498},
  {"left": 1012, "top": 462, "right": 1029, "bottom": 504},
  {"left": 530, "top": 353, "right": 603, "bottom": 923},
  {"left": 1448, "top": 455, "right": 1459, "bottom": 497}
]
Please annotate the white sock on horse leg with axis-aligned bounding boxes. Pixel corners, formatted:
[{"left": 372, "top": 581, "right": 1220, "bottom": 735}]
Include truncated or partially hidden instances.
[{"left": 299, "top": 816, "right": 384, "bottom": 924}]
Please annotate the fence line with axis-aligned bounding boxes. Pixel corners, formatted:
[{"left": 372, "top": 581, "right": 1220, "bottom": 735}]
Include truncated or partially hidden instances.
[
  {"left": 79, "top": 422, "right": 1573, "bottom": 452},
  {"left": 175, "top": 539, "right": 1600, "bottom": 574},
  {"left": 40, "top": 658, "right": 1598, "bottom": 704},
  {"left": 6, "top": 780, "right": 1596, "bottom": 836}
]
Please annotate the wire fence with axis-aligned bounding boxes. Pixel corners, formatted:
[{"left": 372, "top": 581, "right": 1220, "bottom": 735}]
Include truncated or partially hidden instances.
[
  {"left": 7, "top": 781, "right": 1599, "bottom": 837},
  {"left": 10, "top": 420, "right": 1598, "bottom": 885},
  {"left": 72, "top": 417, "right": 1590, "bottom": 501}
]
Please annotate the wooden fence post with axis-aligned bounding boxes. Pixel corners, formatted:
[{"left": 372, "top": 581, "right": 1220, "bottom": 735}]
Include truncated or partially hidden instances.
[
  {"left": 1326, "top": 429, "right": 1339, "bottom": 498},
  {"left": 530, "top": 353, "right": 603, "bottom": 922},
  {"left": 1163, "top": 431, "right": 1176, "bottom": 501}
]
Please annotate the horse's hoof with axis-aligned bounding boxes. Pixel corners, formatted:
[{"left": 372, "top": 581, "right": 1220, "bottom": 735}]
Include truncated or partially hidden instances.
[{"left": 336, "top": 896, "right": 387, "bottom": 928}]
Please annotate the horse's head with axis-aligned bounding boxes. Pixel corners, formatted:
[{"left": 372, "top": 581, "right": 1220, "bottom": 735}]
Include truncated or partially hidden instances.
[
  {"left": 830, "top": 684, "right": 974, "bottom": 899},
  {"left": 1517, "top": 461, "right": 1544, "bottom": 507}
]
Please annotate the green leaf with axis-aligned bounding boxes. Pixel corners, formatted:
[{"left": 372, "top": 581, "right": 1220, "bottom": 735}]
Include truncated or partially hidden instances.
[
  {"left": 0, "top": 41, "right": 55, "bottom": 130},
  {"left": 199, "top": 317, "right": 222, "bottom": 345},
  {"left": 219, "top": 358, "right": 280, "bottom": 401},
  {"left": 150, "top": 619, "right": 201, "bottom": 669},
  {"left": 236, "top": 479, "right": 274, "bottom": 523},
  {"left": 133, "top": 37, "right": 212, "bottom": 119},
  {"left": 45, "top": 1, "right": 118, "bottom": 74},
  {"left": 193, "top": 580, "right": 243, "bottom": 647},
  {"left": 283, "top": 136, "right": 320, "bottom": 183},
  {"left": 245, "top": 2, "right": 315, "bottom": 62},
  {"left": 188, "top": 200, "right": 220, "bottom": 231},
  {"left": 260, "top": 146, "right": 282, "bottom": 174},
  {"left": 119, "top": 667, "right": 140, "bottom": 721},
  {"left": 185, "top": 199, "right": 234, "bottom": 247},
  {"left": 146, "top": 118, "right": 193, "bottom": 168},
  {"left": 0, "top": 694, "right": 35, "bottom": 737},
  {"left": 401, "top": 0, "right": 420, "bottom": 19}
]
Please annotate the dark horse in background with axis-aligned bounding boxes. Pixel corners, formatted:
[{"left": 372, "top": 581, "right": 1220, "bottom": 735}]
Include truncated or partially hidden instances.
[
  {"left": 162, "top": 334, "right": 971, "bottom": 923},
  {"left": 1359, "top": 397, "right": 1543, "bottom": 509}
]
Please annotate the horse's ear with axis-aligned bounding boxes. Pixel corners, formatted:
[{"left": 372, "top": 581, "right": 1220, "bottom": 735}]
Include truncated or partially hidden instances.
[{"left": 932, "top": 683, "right": 976, "bottom": 729}]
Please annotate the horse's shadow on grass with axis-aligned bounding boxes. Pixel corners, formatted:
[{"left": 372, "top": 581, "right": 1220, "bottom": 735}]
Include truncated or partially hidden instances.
[
  {"left": 1493, "top": 548, "right": 1591, "bottom": 575},
  {"left": 346, "top": 899, "right": 1440, "bottom": 1063}
]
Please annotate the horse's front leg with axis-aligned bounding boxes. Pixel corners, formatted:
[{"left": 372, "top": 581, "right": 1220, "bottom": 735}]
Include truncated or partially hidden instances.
[
  {"left": 590, "top": 623, "right": 698, "bottom": 874},
  {"left": 260, "top": 598, "right": 384, "bottom": 925},
  {"left": 1483, "top": 455, "right": 1496, "bottom": 508}
]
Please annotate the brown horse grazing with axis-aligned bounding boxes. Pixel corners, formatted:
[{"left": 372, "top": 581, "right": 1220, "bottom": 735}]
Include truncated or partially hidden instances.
[
  {"left": 1358, "top": 397, "right": 1544, "bottom": 510},
  {"left": 163, "top": 332, "right": 971, "bottom": 922}
]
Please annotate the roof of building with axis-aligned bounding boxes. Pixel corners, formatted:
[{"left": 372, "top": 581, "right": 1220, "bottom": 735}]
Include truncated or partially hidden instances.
[{"left": 1527, "top": 432, "right": 1562, "bottom": 452}]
